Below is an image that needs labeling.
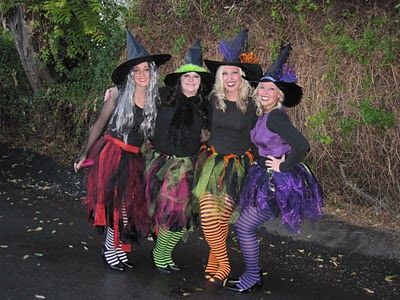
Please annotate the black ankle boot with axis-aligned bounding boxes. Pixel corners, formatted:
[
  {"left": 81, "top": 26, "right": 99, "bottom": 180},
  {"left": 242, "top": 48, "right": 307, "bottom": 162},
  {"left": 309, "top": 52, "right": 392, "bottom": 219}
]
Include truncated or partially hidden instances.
[
  {"left": 101, "top": 248, "right": 125, "bottom": 272},
  {"left": 225, "top": 280, "right": 262, "bottom": 293},
  {"left": 168, "top": 263, "right": 181, "bottom": 271}
]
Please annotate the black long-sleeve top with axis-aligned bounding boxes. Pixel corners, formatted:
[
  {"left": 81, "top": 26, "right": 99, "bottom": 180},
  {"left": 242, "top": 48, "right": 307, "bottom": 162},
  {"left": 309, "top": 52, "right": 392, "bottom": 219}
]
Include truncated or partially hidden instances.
[
  {"left": 151, "top": 87, "right": 205, "bottom": 157},
  {"left": 207, "top": 95, "right": 257, "bottom": 155}
]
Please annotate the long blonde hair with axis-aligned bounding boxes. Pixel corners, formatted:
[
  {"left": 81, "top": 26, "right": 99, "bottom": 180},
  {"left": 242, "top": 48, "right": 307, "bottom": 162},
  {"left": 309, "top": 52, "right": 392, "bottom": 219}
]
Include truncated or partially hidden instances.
[
  {"left": 253, "top": 83, "right": 284, "bottom": 116},
  {"left": 211, "top": 65, "right": 252, "bottom": 113}
]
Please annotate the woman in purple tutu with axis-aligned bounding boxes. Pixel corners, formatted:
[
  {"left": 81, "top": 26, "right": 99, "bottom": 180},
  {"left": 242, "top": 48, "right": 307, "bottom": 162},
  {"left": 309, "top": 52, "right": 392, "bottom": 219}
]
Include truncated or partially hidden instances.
[{"left": 225, "top": 44, "right": 324, "bottom": 292}]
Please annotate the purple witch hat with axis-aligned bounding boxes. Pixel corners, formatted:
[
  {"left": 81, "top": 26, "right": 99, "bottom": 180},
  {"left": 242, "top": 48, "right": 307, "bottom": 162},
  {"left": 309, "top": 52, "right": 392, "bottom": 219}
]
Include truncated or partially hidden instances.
[
  {"left": 112, "top": 29, "right": 171, "bottom": 85},
  {"left": 204, "top": 29, "right": 262, "bottom": 82},
  {"left": 259, "top": 43, "right": 303, "bottom": 107}
]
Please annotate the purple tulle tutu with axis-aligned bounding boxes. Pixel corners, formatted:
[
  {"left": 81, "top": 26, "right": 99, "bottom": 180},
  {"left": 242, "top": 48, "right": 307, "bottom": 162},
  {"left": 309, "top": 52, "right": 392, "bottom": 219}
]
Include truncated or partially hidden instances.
[{"left": 239, "top": 162, "right": 324, "bottom": 232}]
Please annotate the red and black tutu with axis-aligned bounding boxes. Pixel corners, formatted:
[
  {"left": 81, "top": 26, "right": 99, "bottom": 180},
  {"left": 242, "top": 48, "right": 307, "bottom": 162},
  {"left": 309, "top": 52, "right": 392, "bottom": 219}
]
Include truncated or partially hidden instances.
[{"left": 84, "top": 134, "right": 150, "bottom": 250}]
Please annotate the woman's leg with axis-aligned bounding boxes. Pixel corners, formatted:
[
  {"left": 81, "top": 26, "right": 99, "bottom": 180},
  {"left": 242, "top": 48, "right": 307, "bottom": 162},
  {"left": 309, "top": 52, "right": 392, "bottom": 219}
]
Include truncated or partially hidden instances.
[
  {"left": 115, "top": 203, "right": 129, "bottom": 263},
  {"left": 103, "top": 227, "right": 121, "bottom": 266},
  {"left": 153, "top": 228, "right": 171, "bottom": 269},
  {"left": 200, "top": 193, "right": 234, "bottom": 281},
  {"left": 165, "top": 229, "right": 184, "bottom": 268},
  {"left": 235, "top": 205, "right": 270, "bottom": 290}
]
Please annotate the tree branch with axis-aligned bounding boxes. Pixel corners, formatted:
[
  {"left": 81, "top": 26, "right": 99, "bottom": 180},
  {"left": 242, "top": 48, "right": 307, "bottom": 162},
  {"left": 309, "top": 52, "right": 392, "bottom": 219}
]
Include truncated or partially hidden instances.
[{"left": 339, "top": 164, "right": 390, "bottom": 211}]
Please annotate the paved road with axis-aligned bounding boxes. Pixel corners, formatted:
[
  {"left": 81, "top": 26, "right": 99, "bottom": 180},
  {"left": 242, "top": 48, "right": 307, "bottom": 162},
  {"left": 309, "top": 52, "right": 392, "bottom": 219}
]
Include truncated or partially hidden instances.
[{"left": 0, "top": 143, "right": 399, "bottom": 299}]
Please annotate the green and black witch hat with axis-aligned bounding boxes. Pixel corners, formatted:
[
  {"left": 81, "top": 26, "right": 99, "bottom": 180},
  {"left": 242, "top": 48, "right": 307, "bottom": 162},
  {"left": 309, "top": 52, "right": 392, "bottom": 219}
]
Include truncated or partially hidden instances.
[
  {"left": 164, "top": 39, "right": 214, "bottom": 89},
  {"left": 112, "top": 30, "right": 171, "bottom": 85},
  {"left": 259, "top": 43, "right": 303, "bottom": 107},
  {"left": 204, "top": 29, "right": 262, "bottom": 82}
]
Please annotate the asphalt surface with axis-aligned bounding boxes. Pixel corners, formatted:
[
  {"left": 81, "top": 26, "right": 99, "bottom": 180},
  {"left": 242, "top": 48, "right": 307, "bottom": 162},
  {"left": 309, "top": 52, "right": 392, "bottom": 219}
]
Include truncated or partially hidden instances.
[{"left": 0, "top": 143, "right": 399, "bottom": 300}]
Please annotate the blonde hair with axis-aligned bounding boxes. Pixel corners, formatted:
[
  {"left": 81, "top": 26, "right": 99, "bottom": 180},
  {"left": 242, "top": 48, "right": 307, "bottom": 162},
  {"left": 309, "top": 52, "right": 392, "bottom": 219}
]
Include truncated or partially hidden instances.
[
  {"left": 211, "top": 65, "right": 252, "bottom": 113},
  {"left": 253, "top": 83, "right": 284, "bottom": 116}
]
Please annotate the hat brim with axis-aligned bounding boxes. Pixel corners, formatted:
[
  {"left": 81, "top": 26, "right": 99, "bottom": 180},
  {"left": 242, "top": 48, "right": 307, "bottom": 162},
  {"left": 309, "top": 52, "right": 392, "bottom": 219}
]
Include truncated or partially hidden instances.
[
  {"left": 260, "top": 81, "right": 303, "bottom": 107},
  {"left": 164, "top": 71, "right": 214, "bottom": 89},
  {"left": 204, "top": 59, "right": 263, "bottom": 82},
  {"left": 112, "top": 54, "right": 171, "bottom": 85}
]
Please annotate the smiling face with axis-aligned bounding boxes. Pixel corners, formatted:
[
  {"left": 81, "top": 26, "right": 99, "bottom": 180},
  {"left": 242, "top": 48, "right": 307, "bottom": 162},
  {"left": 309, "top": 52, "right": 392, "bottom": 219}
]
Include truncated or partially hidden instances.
[
  {"left": 180, "top": 72, "right": 201, "bottom": 97},
  {"left": 256, "top": 81, "right": 283, "bottom": 111},
  {"left": 132, "top": 62, "right": 150, "bottom": 88},
  {"left": 221, "top": 65, "right": 242, "bottom": 95}
]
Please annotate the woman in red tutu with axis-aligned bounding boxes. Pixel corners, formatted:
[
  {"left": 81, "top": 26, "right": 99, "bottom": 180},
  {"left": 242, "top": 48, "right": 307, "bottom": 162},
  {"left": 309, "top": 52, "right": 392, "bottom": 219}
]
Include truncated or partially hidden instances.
[
  {"left": 144, "top": 39, "right": 213, "bottom": 273},
  {"left": 73, "top": 30, "right": 170, "bottom": 271}
]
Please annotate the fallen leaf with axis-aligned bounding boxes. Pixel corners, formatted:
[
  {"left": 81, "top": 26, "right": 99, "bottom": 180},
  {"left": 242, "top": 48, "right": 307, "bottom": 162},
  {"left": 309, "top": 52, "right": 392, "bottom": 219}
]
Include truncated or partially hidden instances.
[
  {"left": 362, "top": 288, "right": 374, "bottom": 294},
  {"left": 23, "top": 255, "right": 30, "bottom": 260},
  {"left": 269, "top": 244, "right": 275, "bottom": 248},
  {"left": 314, "top": 258, "right": 324, "bottom": 262},
  {"left": 351, "top": 272, "right": 357, "bottom": 276},
  {"left": 384, "top": 275, "right": 397, "bottom": 282},
  {"left": 297, "top": 249, "right": 305, "bottom": 254}
]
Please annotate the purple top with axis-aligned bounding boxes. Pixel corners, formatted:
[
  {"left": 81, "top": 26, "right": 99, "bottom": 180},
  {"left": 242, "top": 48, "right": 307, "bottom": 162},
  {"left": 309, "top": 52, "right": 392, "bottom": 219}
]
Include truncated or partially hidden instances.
[{"left": 251, "top": 112, "right": 291, "bottom": 157}]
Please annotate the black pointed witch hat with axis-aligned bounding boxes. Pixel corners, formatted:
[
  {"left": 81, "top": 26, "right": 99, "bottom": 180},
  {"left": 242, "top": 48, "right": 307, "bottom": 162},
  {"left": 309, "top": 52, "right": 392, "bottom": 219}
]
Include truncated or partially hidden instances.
[
  {"left": 259, "top": 43, "right": 303, "bottom": 107},
  {"left": 111, "top": 30, "right": 171, "bottom": 85},
  {"left": 164, "top": 39, "right": 214, "bottom": 88},
  {"left": 204, "top": 29, "right": 262, "bottom": 82}
]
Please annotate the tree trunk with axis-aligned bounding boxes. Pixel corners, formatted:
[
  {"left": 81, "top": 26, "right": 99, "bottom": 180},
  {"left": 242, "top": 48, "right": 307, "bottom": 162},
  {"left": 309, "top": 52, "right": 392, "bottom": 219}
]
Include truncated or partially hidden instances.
[{"left": 2, "top": 4, "right": 54, "bottom": 92}]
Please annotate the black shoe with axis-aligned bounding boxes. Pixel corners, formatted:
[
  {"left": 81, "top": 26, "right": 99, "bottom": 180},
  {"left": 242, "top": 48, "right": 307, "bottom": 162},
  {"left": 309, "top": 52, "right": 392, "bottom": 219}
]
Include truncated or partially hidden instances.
[
  {"left": 208, "top": 276, "right": 228, "bottom": 287},
  {"left": 101, "top": 252, "right": 125, "bottom": 272},
  {"left": 119, "top": 260, "right": 134, "bottom": 269},
  {"left": 224, "top": 280, "right": 239, "bottom": 288},
  {"left": 226, "top": 277, "right": 240, "bottom": 285},
  {"left": 155, "top": 265, "right": 171, "bottom": 274},
  {"left": 225, "top": 280, "right": 262, "bottom": 293},
  {"left": 168, "top": 263, "right": 181, "bottom": 271},
  {"left": 151, "top": 250, "right": 171, "bottom": 274}
]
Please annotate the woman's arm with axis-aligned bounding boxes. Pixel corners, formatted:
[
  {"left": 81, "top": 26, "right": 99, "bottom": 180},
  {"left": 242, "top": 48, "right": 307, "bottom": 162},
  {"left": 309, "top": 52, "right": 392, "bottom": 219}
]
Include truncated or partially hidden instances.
[
  {"left": 73, "top": 89, "right": 118, "bottom": 172},
  {"left": 266, "top": 109, "right": 310, "bottom": 172}
]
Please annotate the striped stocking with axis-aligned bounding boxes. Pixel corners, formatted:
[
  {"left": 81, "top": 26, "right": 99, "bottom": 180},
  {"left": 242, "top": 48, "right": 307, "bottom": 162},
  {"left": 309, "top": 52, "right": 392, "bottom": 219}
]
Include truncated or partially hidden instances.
[
  {"left": 200, "top": 193, "right": 234, "bottom": 281},
  {"left": 235, "top": 205, "right": 271, "bottom": 289},
  {"left": 103, "top": 227, "right": 120, "bottom": 266},
  {"left": 165, "top": 229, "right": 184, "bottom": 266},
  {"left": 153, "top": 228, "right": 170, "bottom": 268}
]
